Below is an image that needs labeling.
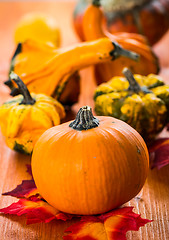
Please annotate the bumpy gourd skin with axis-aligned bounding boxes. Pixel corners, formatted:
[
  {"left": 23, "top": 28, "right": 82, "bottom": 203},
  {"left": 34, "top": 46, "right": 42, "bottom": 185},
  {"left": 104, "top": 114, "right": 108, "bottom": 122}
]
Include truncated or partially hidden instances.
[
  {"left": 0, "top": 93, "right": 65, "bottom": 154},
  {"left": 94, "top": 73, "right": 169, "bottom": 142}
]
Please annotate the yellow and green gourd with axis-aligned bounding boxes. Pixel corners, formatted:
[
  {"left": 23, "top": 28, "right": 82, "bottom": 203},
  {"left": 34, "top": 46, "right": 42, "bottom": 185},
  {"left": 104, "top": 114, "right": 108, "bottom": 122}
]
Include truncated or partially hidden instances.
[
  {"left": 94, "top": 68, "right": 169, "bottom": 142},
  {"left": 0, "top": 72, "right": 65, "bottom": 154}
]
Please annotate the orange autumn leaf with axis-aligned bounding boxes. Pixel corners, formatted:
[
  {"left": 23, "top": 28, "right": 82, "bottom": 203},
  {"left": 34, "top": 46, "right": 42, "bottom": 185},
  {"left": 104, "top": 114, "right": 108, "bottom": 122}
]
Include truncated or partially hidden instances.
[{"left": 64, "top": 207, "right": 152, "bottom": 240}]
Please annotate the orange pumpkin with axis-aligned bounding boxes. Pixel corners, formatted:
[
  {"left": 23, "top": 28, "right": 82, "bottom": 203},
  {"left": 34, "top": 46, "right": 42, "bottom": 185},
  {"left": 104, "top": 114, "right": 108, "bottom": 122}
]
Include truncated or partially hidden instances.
[{"left": 32, "top": 106, "right": 149, "bottom": 215}]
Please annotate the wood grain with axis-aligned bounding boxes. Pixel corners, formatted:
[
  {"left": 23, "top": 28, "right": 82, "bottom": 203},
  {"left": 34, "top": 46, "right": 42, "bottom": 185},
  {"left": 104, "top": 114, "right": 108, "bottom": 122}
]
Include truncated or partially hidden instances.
[{"left": 0, "top": 1, "right": 169, "bottom": 239}]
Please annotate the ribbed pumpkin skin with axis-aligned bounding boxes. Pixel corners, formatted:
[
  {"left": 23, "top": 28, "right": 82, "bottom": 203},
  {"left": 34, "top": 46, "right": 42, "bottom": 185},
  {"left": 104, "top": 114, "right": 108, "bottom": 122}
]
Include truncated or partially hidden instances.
[{"left": 32, "top": 116, "right": 149, "bottom": 215}]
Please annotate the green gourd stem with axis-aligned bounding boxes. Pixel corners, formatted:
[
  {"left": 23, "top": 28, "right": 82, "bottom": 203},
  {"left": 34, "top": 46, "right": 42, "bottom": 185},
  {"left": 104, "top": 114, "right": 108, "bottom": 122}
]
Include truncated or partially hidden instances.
[
  {"left": 123, "top": 67, "right": 142, "bottom": 93},
  {"left": 93, "top": 0, "right": 101, "bottom": 7},
  {"left": 123, "top": 67, "right": 152, "bottom": 94},
  {"left": 9, "top": 72, "right": 36, "bottom": 105},
  {"left": 110, "top": 42, "right": 139, "bottom": 61},
  {"left": 69, "top": 106, "right": 99, "bottom": 130}
]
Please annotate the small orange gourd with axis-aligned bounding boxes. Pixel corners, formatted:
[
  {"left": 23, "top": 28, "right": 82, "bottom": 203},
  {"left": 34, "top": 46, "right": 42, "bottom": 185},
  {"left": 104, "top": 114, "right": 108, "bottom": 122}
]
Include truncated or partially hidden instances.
[{"left": 32, "top": 106, "right": 149, "bottom": 215}]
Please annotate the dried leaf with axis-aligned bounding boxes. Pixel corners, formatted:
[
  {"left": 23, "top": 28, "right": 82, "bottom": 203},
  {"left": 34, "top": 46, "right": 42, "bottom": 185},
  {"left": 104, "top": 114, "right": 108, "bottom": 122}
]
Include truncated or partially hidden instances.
[
  {"left": 0, "top": 199, "right": 74, "bottom": 224},
  {"left": 149, "top": 138, "right": 169, "bottom": 169},
  {"left": 64, "top": 207, "right": 152, "bottom": 240}
]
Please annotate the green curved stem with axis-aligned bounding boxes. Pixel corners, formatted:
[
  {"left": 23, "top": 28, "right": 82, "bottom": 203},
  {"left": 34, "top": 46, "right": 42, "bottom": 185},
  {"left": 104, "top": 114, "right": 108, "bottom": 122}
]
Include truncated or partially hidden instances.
[
  {"left": 9, "top": 72, "right": 35, "bottom": 105},
  {"left": 123, "top": 67, "right": 152, "bottom": 94},
  {"left": 110, "top": 42, "right": 139, "bottom": 61},
  {"left": 123, "top": 68, "right": 141, "bottom": 93}
]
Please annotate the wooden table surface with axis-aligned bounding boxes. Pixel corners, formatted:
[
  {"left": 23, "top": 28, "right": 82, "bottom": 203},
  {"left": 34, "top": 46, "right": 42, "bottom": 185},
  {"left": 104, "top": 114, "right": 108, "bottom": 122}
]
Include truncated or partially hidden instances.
[{"left": 0, "top": 1, "right": 169, "bottom": 239}]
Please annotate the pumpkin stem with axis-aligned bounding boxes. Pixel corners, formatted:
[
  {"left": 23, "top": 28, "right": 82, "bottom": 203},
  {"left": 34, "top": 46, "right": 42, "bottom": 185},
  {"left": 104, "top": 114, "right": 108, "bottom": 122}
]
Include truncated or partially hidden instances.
[
  {"left": 9, "top": 72, "right": 36, "bottom": 105},
  {"left": 69, "top": 106, "right": 99, "bottom": 130},
  {"left": 123, "top": 68, "right": 152, "bottom": 94},
  {"left": 110, "top": 42, "right": 139, "bottom": 61},
  {"left": 93, "top": 0, "right": 101, "bottom": 7}
]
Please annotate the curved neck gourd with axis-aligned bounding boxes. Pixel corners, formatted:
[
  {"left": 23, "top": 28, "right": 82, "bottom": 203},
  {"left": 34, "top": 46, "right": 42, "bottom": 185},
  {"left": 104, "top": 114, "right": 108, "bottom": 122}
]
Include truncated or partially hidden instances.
[{"left": 18, "top": 38, "right": 138, "bottom": 97}]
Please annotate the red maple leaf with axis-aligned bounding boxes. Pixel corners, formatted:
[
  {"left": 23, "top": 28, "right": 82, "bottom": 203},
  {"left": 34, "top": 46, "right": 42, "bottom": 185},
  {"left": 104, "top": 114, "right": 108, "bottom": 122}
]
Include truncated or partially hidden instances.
[
  {"left": 0, "top": 198, "right": 74, "bottom": 224},
  {"left": 64, "top": 207, "right": 152, "bottom": 240},
  {"left": 2, "top": 179, "right": 39, "bottom": 199}
]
